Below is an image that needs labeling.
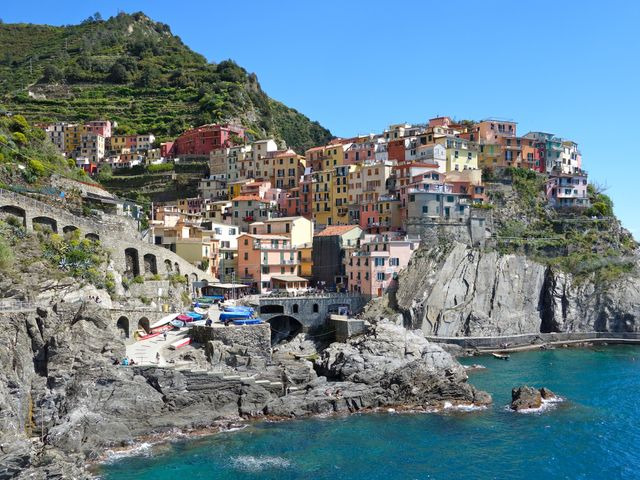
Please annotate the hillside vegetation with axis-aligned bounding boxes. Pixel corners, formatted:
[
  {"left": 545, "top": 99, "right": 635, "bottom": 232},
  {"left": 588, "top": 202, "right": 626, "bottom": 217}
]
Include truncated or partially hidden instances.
[
  {"left": 0, "top": 12, "right": 332, "bottom": 151},
  {"left": 0, "top": 113, "right": 93, "bottom": 188},
  {"left": 486, "top": 167, "right": 636, "bottom": 282}
]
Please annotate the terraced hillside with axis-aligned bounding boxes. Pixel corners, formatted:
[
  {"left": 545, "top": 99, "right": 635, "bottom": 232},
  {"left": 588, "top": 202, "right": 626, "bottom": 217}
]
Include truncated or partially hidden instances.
[{"left": 0, "top": 12, "right": 332, "bottom": 151}]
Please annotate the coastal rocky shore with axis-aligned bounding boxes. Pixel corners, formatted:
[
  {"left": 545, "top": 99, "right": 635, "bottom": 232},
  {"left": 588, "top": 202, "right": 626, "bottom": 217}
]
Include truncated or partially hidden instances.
[
  {"left": 0, "top": 299, "right": 489, "bottom": 478},
  {"left": 395, "top": 242, "right": 640, "bottom": 336}
]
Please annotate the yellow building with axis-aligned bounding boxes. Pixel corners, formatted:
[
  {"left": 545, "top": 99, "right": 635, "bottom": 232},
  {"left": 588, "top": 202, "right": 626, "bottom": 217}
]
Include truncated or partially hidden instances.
[
  {"left": 271, "top": 150, "right": 305, "bottom": 190},
  {"left": 478, "top": 143, "right": 501, "bottom": 169},
  {"left": 436, "top": 136, "right": 479, "bottom": 172},
  {"left": 322, "top": 143, "right": 347, "bottom": 170},
  {"left": 299, "top": 242, "right": 313, "bottom": 278},
  {"left": 63, "top": 124, "right": 86, "bottom": 155},
  {"left": 331, "top": 164, "right": 355, "bottom": 225},
  {"left": 312, "top": 169, "right": 333, "bottom": 227}
]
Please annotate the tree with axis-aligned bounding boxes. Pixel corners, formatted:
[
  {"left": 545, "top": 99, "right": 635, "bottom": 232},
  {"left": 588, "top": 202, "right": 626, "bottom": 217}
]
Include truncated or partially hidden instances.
[
  {"left": 93, "top": 12, "right": 103, "bottom": 21},
  {"left": 109, "top": 63, "right": 129, "bottom": 84},
  {"left": 43, "top": 64, "right": 64, "bottom": 83}
]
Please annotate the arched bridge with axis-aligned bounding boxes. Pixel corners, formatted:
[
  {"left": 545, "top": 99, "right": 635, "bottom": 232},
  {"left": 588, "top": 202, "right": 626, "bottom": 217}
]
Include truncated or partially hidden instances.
[
  {"left": 257, "top": 293, "right": 367, "bottom": 332},
  {"left": 0, "top": 189, "right": 214, "bottom": 283}
]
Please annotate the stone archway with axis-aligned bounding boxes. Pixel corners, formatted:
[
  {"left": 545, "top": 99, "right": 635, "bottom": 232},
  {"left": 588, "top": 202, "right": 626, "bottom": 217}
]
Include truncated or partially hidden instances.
[
  {"left": 63, "top": 225, "right": 78, "bottom": 234},
  {"left": 32, "top": 216, "right": 58, "bottom": 233},
  {"left": 0, "top": 205, "right": 26, "bottom": 228},
  {"left": 85, "top": 233, "right": 100, "bottom": 241},
  {"left": 116, "top": 316, "right": 130, "bottom": 339},
  {"left": 125, "top": 248, "right": 140, "bottom": 278},
  {"left": 267, "top": 315, "right": 304, "bottom": 345},
  {"left": 143, "top": 253, "right": 158, "bottom": 275},
  {"left": 137, "top": 317, "right": 150, "bottom": 334},
  {"left": 174, "top": 262, "right": 180, "bottom": 274},
  {"left": 190, "top": 272, "right": 198, "bottom": 283},
  {"left": 164, "top": 259, "right": 173, "bottom": 273}
]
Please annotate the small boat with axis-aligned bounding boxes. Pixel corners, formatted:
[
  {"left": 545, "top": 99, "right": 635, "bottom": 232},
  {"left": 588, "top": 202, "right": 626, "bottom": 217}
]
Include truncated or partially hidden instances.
[
  {"left": 149, "top": 313, "right": 179, "bottom": 330},
  {"left": 185, "top": 311, "right": 205, "bottom": 320},
  {"left": 219, "top": 310, "right": 254, "bottom": 322},
  {"left": 193, "top": 307, "right": 209, "bottom": 316},
  {"left": 170, "top": 337, "right": 192, "bottom": 350},
  {"left": 492, "top": 353, "right": 510, "bottom": 360},
  {"left": 232, "top": 318, "right": 263, "bottom": 326},
  {"left": 222, "top": 305, "right": 254, "bottom": 314},
  {"left": 170, "top": 319, "right": 186, "bottom": 328},
  {"left": 176, "top": 314, "right": 193, "bottom": 322}
]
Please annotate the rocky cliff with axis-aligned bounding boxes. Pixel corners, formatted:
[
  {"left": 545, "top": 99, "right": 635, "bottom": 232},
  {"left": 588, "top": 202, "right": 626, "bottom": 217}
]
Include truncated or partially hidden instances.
[
  {"left": 394, "top": 242, "right": 640, "bottom": 336},
  {"left": 0, "top": 297, "right": 488, "bottom": 478}
]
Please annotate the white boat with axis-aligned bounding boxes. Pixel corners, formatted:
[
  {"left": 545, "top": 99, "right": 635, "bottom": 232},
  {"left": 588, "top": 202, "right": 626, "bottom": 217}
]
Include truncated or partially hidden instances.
[
  {"left": 492, "top": 353, "right": 510, "bottom": 360},
  {"left": 149, "top": 313, "right": 179, "bottom": 330}
]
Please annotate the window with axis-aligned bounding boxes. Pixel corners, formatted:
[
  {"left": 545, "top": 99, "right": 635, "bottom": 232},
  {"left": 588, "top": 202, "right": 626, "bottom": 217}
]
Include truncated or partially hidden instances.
[
  {"left": 244, "top": 238, "right": 248, "bottom": 245},
  {"left": 229, "top": 228, "right": 235, "bottom": 235},
  {"left": 376, "top": 272, "right": 385, "bottom": 281},
  {"left": 374, "top": 257, "right": 385, "bottom": 267},
  {"left": 389, "top": 258, "right": 399, "bottom": 266},
  {"left": 244, "top": 252, "right": 248, "bottom": 260},
  {"left": 313, "top": 304, "right": 319, "bottom": 313},
  {"left": 447, "top": 196, "right": 454, "bottom": 203},
  {"left": 422, "top": 205, "right": 429, "bottom": 213}
]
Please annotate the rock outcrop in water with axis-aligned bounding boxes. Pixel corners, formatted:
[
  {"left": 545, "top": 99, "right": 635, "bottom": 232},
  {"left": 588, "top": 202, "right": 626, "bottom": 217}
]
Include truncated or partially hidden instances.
[
  {"left": 510, "top": 386, "right": 557, "bottom": 411},
  {"left": 394, "top": 243, "right": 640, "bottom": 336}
]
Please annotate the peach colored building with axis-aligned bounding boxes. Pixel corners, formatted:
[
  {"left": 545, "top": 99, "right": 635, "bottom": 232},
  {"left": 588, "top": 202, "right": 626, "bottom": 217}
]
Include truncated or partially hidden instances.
[
  {"left": 346, "top": 234, "right": 420, "bottom": 296},
  {"left": 236, "top": 233, "right": 302, "bottom": 293}
]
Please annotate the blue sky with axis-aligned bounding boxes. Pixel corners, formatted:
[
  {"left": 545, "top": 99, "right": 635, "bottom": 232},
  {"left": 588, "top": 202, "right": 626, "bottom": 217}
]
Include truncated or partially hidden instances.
[{"left": 2, "top": 0, "right": 639, "bottom": 236}]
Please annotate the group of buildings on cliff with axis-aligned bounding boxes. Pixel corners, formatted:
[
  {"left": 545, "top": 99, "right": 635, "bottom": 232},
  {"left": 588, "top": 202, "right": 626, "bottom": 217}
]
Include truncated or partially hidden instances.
[{"left": 39, "top": 116, "right": 590, "bottom": 296}]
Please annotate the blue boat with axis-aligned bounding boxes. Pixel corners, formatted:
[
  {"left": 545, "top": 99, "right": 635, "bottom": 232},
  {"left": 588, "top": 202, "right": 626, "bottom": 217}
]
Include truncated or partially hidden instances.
[
  {"left": 233, "top": 318, "right": 263, "bottom": 326},
  {"left": 185, "top": 311, "right": 204, "bottom": 320},
  {"left": 222, "top": 305, "right": 255, "bottom": 314},
  {"left": 170, "top": 319, "right": 186, "bottom": 328},
  {"left": 219, "top": 310, "right": 253, "bottom": 322}
]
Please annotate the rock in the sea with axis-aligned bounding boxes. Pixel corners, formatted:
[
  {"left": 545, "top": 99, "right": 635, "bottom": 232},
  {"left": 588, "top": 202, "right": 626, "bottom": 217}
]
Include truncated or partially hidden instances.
[{"left": 510, "top": 386, "right": 557, "bottom": 411}]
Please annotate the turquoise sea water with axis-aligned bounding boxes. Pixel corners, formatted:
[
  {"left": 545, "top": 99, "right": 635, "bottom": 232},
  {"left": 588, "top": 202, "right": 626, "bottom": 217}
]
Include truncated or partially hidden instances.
[{"left": 100, "top": 346, "right": 640, "bottom": 479}]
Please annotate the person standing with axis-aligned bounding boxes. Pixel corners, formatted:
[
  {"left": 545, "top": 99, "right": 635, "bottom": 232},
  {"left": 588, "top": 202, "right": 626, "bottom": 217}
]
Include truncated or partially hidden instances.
[
  {"left": 163, "top": 330, "right": 168, "bottom": 341},
  {"left": 156, "top": 352, "right": 160, "bottom": 364}
]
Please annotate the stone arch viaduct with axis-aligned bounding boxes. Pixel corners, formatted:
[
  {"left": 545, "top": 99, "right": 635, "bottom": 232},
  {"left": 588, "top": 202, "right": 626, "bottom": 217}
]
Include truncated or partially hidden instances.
[
  {"left": 0, "top": 189, "right": 214, "bottom": 284},
  {"left": 257, "top": 294, "right": 367, "bottom": 331}
]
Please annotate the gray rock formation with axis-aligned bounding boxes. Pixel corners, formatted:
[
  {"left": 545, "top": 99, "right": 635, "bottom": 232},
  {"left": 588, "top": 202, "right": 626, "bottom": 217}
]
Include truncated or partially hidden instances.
[
  {"left": 395, "top": 242, "right": 640, "bottom": 336},
  {"left": 510, "top": 386, "right": 557, "bottom": 411},
  {"left": 0, "top": 300, "right": 488, "bottom": 478}
]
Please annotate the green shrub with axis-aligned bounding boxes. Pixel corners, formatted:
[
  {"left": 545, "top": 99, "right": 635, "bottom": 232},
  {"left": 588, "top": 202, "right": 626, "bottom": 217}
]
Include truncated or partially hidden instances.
[
  {"left": 168, "top": 272, "right": 187, "bottom": 285},
  {"left": 146, "top": 163, "right": 174, "bottom": 173},
  {"left": 27, "top": 159, "right": 47, "bottom": 177},
  {"left": 12, "top": 132, "right": 27, "bottom": 145},
  {"left": 10, "top": 115, "right": 29, "bottom": 133},
  {"left": 133, "top": 275, "right": 145, "bottom": 284}
]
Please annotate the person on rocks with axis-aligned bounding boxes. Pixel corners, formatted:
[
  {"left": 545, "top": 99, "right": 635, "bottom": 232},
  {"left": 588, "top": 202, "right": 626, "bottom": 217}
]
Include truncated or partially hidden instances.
[
  {"left": 205, "top": 318, "right": 212, "bottom": 327},
  {"left": 129, "top": 358, "right": 136, "bottom": 365},
  {"left": 163, "top": 330, "right": 168, "bottom": 341},
  {"left": 156, "top": 352, "right": 161, "bottom": 364}
]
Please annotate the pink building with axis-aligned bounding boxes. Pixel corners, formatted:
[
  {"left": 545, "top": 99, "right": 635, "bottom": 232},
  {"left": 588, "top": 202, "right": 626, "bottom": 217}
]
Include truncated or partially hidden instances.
[
  {"left": 85, "top": 120, "right": 112, "bottom": 138},
  {"left": 546, "top": 171, "right": 589, "bottom": 208},
  {"left": 237, "top": 233, "right": 302, "bottom": 292},
  {"left": 346, "top": 233, "right": 420, "bottom": 296}
]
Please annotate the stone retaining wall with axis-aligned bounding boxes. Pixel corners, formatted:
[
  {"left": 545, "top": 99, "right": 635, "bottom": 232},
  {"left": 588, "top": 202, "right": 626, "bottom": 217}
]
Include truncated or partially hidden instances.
[
  {"left": 426, "top": 331, "right": 640, "bottom": 349},
  {"left": 191, "top": 324, "right": 271, "bottom": 361}
]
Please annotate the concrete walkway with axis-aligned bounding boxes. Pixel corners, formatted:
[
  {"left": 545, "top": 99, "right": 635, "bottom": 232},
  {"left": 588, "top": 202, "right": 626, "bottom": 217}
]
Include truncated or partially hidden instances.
[{"left": 126, "top": 328, "right": 187, "bottom": 366}]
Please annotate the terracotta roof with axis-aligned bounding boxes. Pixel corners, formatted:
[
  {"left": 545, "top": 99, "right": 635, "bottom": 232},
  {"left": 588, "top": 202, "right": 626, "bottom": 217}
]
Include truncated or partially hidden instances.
[
  {"left": 393, "top": 162, "right": 440, "bottom": 169},
  {"left": 305, "top": 146, "right": 324, "bottom": 153},
  {"left": 231, "top": 195, "right": 269, "bottom": 203},
  {"left": 315, "top": 225, "right": 360, "bottom": 237}
]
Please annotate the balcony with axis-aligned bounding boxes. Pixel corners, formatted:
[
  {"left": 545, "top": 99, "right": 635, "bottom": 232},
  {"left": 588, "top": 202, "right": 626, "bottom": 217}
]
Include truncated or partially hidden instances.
[
  {"left": 243, "top": 216, "right": 254, "bottom": 222},
  {"left": 254, "top": 243, "right": 292, "bottom": 250}
]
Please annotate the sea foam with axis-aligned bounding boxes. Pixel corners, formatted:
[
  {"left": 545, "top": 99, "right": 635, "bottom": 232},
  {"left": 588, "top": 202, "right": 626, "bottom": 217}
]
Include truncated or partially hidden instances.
[{"left": 230, "top": 455, "right": 292, "bottom": 472}]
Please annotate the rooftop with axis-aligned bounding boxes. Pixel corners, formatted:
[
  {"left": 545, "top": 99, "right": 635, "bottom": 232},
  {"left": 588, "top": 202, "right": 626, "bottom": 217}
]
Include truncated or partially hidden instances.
[
  {"left": 316, "top": 225, "right": 361, "bottom": 237},
  {"left": 231, "top": 195, "right": 269, "bottom": 203}
]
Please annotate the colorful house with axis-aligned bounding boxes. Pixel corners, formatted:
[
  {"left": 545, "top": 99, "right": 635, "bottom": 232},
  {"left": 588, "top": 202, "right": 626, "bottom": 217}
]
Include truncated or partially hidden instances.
[{"left": 346, "top": 233, "right": 420, "bottom": 296}]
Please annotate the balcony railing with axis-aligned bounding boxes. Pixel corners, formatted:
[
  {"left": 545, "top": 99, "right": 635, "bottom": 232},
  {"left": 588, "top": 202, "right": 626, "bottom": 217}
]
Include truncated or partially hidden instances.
[{"left": 254, "top": 243, "right": 292, "bottom": 250}]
